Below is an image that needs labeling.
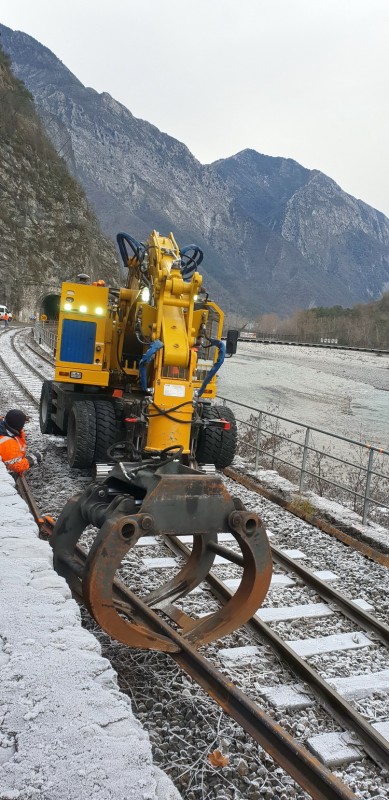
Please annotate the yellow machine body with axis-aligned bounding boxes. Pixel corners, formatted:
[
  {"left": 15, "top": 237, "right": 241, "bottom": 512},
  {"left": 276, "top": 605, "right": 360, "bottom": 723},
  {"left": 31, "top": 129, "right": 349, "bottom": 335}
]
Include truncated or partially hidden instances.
[
  {"left": 48, "top": 230, "right": 272, "bottom": 656},
  {"left": 53, "top": 231, "right": 224, "bottom": 455},
  {"left": 55, "top": 283, "right": 112, "bottom": 387}
]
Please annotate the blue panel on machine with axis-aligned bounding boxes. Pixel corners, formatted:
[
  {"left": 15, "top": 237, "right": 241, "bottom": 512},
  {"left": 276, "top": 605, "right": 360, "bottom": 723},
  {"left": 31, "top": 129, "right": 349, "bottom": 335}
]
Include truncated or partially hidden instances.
[{"left": 60, "top": 319, "right": 96, "bottom": 364}]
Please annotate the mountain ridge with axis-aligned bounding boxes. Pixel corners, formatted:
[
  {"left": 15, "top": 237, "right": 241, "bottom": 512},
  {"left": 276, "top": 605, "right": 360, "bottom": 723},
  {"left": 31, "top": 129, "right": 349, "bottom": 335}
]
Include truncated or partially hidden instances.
[{"left": 1, "top": 22, "right": 389, "bottom": 315}]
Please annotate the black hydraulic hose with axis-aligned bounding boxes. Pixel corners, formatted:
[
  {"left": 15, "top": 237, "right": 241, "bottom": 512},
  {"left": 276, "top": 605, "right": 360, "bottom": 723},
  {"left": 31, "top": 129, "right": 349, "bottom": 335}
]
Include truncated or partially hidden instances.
[
  {"left": 180, "top": 244, "right": 204, "bottom": 280},
  {"left": 116, "top": 232, "right": 145, "bottom": 267}
]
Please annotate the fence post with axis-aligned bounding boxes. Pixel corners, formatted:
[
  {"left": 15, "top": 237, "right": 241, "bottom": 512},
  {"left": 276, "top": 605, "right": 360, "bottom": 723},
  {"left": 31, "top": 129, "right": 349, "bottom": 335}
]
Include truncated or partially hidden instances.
[
  {"left": 254, "top": 411, "right": 262, "bottom": 472},
  {"left": 299, "top": 427, "right": 310, "bottom": 492},
  {"left": 362, "top": 448, "right": 374, "bottom": 525}
]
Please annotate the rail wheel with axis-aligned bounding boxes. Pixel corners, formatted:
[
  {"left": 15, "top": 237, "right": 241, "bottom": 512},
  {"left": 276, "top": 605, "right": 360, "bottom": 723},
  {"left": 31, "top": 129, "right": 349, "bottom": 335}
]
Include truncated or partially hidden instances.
[
  {"left": 196, "top": 404, "right": 237, "bottom": 469},
  {"left": 94, "top": 400, "right": 118, "bottom": 463},
  {"left": 67, "top": 401, "right": 96, "bottom": 468},
  {"left": 39, "top": 380, "right": 59, "bottom": 434}
]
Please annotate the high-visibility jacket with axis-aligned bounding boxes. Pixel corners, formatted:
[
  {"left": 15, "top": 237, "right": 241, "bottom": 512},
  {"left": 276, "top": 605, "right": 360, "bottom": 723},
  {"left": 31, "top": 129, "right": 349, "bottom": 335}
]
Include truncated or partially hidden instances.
[{"left": 0, "top": 422, "right": 30, "bottom": 475}]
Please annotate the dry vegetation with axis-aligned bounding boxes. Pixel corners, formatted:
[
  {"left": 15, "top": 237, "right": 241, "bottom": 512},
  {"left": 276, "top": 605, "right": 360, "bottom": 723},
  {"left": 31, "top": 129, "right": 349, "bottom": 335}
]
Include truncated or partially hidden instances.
[
  {"left": 257, "top": 295, "right": 389, "bottom": 349},
  {"left": 225, "top": 294, "right": 389, "bottom": 350},
  {"left": 236, "top": 408, "right": 389, "bottom": 527}
]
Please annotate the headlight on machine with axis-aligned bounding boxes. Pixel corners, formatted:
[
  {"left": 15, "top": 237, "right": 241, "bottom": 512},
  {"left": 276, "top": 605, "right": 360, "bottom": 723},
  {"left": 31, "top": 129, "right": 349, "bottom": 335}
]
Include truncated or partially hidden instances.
[{"left": 70, "top": 371, "right": 83, "bottom": 379}]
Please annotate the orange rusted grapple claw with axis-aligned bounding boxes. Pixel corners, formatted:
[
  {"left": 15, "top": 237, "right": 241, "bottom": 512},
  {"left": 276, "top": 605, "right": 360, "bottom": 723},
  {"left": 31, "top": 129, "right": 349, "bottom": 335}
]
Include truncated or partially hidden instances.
[{"left": 51, "top": 459, "right": 272, "bottom": 651}]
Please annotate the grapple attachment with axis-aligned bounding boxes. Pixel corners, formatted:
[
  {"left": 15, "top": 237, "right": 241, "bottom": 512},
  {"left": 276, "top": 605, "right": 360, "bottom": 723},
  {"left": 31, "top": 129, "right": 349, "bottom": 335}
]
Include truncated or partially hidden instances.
[{"left": 51, "top": 459, "right": 272, "bottom": 651}]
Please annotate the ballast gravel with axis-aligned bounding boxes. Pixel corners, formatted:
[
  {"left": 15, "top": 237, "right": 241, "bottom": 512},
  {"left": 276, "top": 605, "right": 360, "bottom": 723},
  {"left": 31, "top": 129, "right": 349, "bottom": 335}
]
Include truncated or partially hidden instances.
[{"left": 1, "top": 331, "right": 389, "bottom": 799}]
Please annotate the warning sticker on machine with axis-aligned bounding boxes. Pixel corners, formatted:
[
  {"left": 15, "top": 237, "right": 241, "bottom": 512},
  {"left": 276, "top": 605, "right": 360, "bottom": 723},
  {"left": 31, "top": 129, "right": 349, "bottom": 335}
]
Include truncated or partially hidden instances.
[{"left": 163, "top": 384, "right": 186, "bottom": 397}]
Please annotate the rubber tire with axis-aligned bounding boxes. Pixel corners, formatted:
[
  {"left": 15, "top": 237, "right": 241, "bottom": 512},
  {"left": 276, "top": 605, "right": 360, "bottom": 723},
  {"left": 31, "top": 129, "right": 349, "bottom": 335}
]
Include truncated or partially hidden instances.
[
  {"left": 67, "top": 401, "right": 97, "bottom": 469},
  {"left": 94, "top": 400, "right": 118, "bottom": 463},
  {"left": 196, "top": 404, "right": 237, "bottom": 469},
  {"left": 39, "top": 380, "right": 57, "bottom": 434}
]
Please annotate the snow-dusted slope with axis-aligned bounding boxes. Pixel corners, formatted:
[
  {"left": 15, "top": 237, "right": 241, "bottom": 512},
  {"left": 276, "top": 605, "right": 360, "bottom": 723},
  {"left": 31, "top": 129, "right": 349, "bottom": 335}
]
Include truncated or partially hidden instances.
[{"left": 0, "top": 463, "right": 181, "bottom": 800}]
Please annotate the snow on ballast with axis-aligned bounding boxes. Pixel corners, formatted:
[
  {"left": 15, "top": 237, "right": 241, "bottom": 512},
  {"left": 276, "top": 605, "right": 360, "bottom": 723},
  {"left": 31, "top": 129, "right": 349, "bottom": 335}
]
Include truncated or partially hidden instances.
[{"left": 0, "top": 462, "right": 181, "bottom": 800}]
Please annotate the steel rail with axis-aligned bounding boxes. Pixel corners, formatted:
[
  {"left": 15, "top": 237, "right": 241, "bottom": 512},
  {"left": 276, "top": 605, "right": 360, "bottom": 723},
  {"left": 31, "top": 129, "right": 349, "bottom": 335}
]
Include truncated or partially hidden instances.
[
  {"left": 224, "top": 467, "right": 389, "bottom": 568},
  {"left": 22, "top": 328, "right": 56, "bottom": 367},
  {"left": 17, "top": 475, "right": 42, "bottom": 520},
  {"left": 16, "top": 476, "right": 356, "bottom": 800},
  {"left": 0, "top": 350, "right": 40, "bottom": 407},
  {"left": 164, "top": 534, "right": 389, "bottom": 772},
  {"left": 11, "top": 329, "right": 53, "bottom": 381},
  {"left": 207, "top": 536, "right": 389, "bottom": 643},
  {"left": 70, "top": 544, "right": 358, "bottom": 800},
  {"left": 270, "top": 545, "right": 389, "bottom": 646},
  {"left": 14, "top": 457, "right": 389, "bottom": 774}
]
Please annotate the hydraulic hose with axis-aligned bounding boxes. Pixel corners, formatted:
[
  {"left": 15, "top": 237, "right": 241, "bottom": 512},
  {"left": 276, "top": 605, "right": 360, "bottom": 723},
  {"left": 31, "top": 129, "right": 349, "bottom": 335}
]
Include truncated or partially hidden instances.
[
  {"left": 139, "top": 340, "right": 164, "bottom": 391},
  {"left": 198, "top": 338, "right": 225, "bottom": 397},
  {"left": 180, "top": 245, "right": 204, "bottom": 281},
  {"left": 116, "top": 232, "right": 145, "bottom": 267}
]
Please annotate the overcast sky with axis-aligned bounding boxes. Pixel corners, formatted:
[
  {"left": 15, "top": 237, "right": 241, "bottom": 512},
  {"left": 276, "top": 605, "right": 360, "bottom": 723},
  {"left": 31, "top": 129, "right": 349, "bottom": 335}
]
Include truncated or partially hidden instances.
[{"left": 2, "top": 0, "right": 389, "bottom": 215}]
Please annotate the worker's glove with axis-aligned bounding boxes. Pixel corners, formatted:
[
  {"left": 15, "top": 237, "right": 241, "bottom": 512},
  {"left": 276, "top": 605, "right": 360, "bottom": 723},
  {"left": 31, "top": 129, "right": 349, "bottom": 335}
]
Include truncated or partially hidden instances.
[{"left": 27, "top": 451, "right": 43, "bottom": 467}]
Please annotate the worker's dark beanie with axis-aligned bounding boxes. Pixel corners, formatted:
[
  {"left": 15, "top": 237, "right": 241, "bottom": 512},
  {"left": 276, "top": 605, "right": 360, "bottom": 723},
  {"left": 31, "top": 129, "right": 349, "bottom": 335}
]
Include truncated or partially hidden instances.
[{"left": 5, "top": 409, "right": 27, "bottom": 433}]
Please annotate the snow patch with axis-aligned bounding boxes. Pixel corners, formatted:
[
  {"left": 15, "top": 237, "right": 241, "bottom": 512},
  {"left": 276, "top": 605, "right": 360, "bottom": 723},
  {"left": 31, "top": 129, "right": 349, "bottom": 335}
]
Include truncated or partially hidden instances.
[{"left": 0, "top": 463, "right": 181, "bottom": 800}]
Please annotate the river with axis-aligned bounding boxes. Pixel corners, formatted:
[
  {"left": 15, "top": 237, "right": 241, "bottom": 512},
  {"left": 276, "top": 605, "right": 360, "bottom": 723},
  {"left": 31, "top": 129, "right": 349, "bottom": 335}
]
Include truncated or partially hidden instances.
[{"left": 218, "top": 343, "right": 389, "bottom": 451}]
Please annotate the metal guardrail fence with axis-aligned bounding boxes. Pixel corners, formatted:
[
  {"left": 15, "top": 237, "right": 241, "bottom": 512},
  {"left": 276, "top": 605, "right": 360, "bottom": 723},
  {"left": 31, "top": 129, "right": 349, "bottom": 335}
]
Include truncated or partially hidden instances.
[
  {"left": 34, "top": 321, "right": 58, "bottom": 356},
  {"left": 218, "top": 395, "right": 389, "bottom": 527}
]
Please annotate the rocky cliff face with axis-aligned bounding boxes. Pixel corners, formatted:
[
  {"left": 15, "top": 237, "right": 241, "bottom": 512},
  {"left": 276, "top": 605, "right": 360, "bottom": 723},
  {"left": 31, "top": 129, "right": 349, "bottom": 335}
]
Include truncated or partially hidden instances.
[
  {"left": 2, "top": 23, "right": 389, "bottom": 316},
  {"left": 212, "top": 150, "right": 311, "bottom": 226},
  {"left": 0, "top": 43, "right": 117, "bottom": 319},
  {"left": 212, "top": 151, "right": 389, "bottom": 304},
  {"left": 277, "top": 171, "right": 389, "bottom": 298}
]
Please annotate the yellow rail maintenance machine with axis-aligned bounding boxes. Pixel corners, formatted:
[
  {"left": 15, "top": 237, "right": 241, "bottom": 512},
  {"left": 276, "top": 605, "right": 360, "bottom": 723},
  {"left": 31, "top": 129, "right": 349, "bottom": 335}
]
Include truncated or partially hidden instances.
[{"left": 39, "top": 230, "right": 272, "bottom": 651}]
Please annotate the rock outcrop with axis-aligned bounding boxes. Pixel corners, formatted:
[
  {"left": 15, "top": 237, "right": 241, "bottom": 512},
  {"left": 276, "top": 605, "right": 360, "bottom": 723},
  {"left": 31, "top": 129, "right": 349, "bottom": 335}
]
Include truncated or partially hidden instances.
[{"left": 0, "top": 43, "right": 117, "bottom": 319}]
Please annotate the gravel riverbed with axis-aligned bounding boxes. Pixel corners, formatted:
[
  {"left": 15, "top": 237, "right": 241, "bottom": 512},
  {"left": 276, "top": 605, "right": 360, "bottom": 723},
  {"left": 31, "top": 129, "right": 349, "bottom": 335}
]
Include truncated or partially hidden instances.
[{"left": 219, "top": 343, "right": 389, "bottom": 450}]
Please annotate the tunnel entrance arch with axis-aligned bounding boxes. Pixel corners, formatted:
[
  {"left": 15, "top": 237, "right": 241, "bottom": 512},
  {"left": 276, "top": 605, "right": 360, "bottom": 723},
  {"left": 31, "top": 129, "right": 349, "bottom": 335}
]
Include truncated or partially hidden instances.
[{"left": 40, "top": 293, "right": 61, "bottom": 321}]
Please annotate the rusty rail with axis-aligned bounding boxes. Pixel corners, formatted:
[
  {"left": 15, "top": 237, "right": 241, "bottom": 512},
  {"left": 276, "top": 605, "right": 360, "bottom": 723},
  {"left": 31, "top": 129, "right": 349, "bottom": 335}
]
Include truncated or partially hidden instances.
[
  {"left": 224, "top": 467, "right": 389, "bottom": 568},
  {"left": 15, "top": 475, "right": 358, "bottom": 799},
  {"left": 164, "top": 535, "right": 389, "bottom": 772},
  {"left": 73, "top": 543, "right": 358, "bottom": 800}
]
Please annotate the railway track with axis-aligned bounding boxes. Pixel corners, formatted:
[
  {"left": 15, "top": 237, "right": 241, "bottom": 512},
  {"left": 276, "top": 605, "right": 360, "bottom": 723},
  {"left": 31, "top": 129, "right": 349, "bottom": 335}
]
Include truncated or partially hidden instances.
[
  {"left": 17, "top": 472, "right": 389, "bottom": 799},
  {"left": 97, "top": 501, "right": 389, "bottom": 776},
  {"left": 162, "top": 533, "right": 389, "bottom": 768},
  {"left": 1, "top": 328, "right": 389, "bottom": 799},
  {"left": 16, "top": 473, "right": 356, "bottom": 800},
  {"left": 0, "top": 327, "right": 53, "bottom": 407}
]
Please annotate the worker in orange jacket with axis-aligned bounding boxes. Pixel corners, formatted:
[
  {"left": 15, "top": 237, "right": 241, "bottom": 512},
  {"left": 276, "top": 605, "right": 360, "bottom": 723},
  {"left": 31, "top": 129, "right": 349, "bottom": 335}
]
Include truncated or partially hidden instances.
[{"left": 0, "top": 410, "right": 42, "bottom": 476}]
